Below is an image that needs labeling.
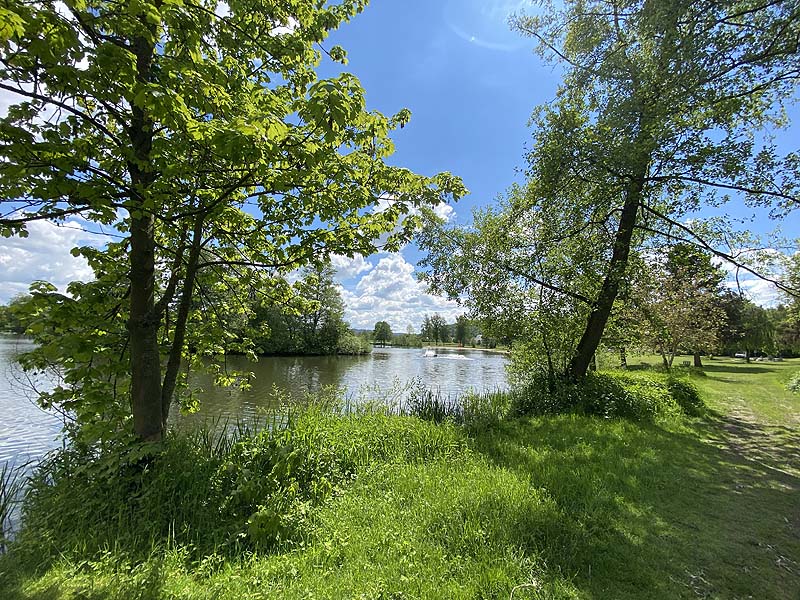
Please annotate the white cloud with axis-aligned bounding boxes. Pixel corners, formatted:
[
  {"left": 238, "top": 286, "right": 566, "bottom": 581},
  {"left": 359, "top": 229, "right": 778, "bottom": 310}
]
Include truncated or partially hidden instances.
[
  {"left": 433, "top": 202, "right": 455, "bottom": 222},
  {"left": 0, "top": 219, "right": 102, "bottom": 303},
  {"left": 215, "top": 2, "right": 230, "bottom": 18},
  {"left": 0, "top": 86, "right": 18, "bottom": 118},
  {"left": 330, "top": 254, "right": 373, "bottom": 281},
  {"left": 725, "top": 278, "right": 784, "bottom": 308},
  {"left": 714, "top": 248, "right": 792, "bottom": 307},
  {"left": 341, "top": 253, "right": 463, "bottom": 331},
  {"left": 271, "top": 17, "right": 299, "bottom": 36}
]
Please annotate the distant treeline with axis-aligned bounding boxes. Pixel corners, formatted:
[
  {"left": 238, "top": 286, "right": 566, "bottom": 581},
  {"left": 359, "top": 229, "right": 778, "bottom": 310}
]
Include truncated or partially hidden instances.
[
  {"left": 368, "top": 315, "right": 505, "bottom": 349},
  {"left": 0, "top": 265, "right": 371, "bottom": 357}
]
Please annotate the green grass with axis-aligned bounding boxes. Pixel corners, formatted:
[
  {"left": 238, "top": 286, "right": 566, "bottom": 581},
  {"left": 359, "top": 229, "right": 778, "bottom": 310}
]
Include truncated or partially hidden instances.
[{"left": 1, "top": 360, "right": 799, "bottom": 599}]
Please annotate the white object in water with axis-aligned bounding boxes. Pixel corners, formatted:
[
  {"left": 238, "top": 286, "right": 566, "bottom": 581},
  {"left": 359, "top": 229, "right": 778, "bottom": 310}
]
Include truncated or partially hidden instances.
[{"left": 423, "top": 349, "right": 437, "bottom": 357}]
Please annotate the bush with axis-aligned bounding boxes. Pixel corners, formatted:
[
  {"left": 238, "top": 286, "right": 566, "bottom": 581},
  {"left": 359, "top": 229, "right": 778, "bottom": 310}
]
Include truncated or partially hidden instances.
[
  {"left": 336, "top": 332, "right": 371, "bottom": 355},
  {"left": 788, "top": 370, "right": 800, "bottom": 394},
  {"left": 510, "top": 371, "right": 702, "bottom": 422},
  {"left": 666, "top": 377, "right": 705, "bottom": 415}
]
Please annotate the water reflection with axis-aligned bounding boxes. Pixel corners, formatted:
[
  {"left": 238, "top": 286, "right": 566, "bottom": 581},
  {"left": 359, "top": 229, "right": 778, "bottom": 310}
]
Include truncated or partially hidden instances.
[
  {"left": 0, "top": 336, "right": 508, "bottom": 450},
  {"left": 173, "top": 347, "right": 508, "bottom": 427}
]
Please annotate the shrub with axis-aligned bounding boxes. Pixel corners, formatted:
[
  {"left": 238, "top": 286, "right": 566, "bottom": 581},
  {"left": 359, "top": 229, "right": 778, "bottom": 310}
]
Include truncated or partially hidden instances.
[
  {"left": 666, "top": 377, "right": 705, "bottom": 415},
  {"left": 337, "top": 332, "right": 371, "bottom": 355},
  {"left": 788, "top": 370, "right": 800, "bottom": 394},
  {"left": 510, "top": 371, "right": 701, "bottom": 422}
]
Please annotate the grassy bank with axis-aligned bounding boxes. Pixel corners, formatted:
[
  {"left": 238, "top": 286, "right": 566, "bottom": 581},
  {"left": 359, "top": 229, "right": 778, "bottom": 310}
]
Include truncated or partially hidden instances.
[{"left": 1, "top": 360, "right": 798, "bottom": 599}]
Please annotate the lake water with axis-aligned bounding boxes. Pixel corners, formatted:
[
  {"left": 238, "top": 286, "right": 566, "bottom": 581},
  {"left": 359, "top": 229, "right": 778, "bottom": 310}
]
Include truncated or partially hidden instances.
[
  {"left": 0, "top": 335, "right": 65, "bottom": 469},
  {"left": 0, "top": 336, "right": 508, "bottom": 465}
]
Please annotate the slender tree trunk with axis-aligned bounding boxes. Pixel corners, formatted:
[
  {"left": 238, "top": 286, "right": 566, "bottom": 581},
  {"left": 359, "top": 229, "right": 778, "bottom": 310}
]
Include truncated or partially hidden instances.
[
  {"left": 161, "top": 214, "right": 205, "bottom": 425},
  {"left": 693, "top": 351, "right": 703, "bottom": 367},
  {"left": 568, "top": 107, "right": 656, "bottom": 381},
  {"left": 128, "top": 25, "right": 162, "bottom": 442},
  {"left": 619, "top": 346, "right": 628, "bottom": 369},
  {"left": 568, "top": 165, "right": 648, "bottom": 379}
]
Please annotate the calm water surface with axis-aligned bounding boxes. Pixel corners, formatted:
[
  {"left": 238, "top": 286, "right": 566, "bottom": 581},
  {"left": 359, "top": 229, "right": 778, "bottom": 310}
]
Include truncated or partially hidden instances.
[
  {"left": 174, "top": 346, "right": 509, "bottom": 428},
  {"left": 0, "top": 336, "right": 508, "bottom": 464}
]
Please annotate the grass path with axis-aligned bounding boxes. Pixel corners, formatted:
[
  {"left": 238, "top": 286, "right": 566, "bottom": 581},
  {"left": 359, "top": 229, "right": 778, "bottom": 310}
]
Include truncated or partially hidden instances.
[
  {"left": 694, "top": 358, "right": 800, "bottom": 481},
  {"left": 684, "top": 358, "right": 800, "bottom": 597}
]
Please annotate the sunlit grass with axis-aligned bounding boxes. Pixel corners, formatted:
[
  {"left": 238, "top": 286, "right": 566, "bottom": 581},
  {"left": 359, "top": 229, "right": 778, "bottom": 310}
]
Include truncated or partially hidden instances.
[{"left": 1, "top": 359, "right": 799, "bottom": 599}]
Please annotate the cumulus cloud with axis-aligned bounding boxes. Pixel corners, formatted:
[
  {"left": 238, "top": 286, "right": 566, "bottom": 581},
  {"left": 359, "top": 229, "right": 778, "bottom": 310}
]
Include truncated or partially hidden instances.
[
  {"left": 433, "top": 202, "right": 455, "bottom": 222},
  {"left": 0, "top": 219, "right": 103, "bottom": 303},
  {"left": 341, "top": 253, "right": 463, "bottom": 331},
  {"left": 330, "top": 254, "right": 373, "bottom": 281}
]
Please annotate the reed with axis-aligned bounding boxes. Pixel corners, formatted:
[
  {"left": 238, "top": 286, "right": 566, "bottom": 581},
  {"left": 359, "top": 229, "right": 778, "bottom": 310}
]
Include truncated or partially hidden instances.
[{"left": 0, "top": 461, "right": 26, "bottom": 553}]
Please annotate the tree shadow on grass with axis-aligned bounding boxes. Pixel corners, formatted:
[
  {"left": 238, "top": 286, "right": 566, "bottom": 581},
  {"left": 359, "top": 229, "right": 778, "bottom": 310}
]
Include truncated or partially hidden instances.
[
  {"left": 700, "top": 364, "right": 782, "bottom": 375},
  {"left": 467, "top": 415, "right": 800, "bottom": 599},
  {"left": 697, "top": 409, "right": 800, "bottom": 481}
]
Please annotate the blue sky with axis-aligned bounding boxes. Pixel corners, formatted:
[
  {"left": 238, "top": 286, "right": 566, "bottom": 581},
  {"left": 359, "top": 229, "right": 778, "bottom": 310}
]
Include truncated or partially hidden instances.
[
  {"left": 318, "top": 0, "right": 799, "bottom": 329},
  {"left": 319, "top": 0, "right": 562, "bottom": 330},
  {"left": 0, "top": 0, "right": 797, "bottom": 331}
]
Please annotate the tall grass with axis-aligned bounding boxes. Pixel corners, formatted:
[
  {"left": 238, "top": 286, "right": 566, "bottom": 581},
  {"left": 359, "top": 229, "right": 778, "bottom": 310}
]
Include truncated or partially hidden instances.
[
  {"left": 788, "top": 369, "right": 800, "bottom": 394},
  {"left": 0, "top": 461, "right": 27, "bottom": 553},
  {"left": 7, "top": 360, "right": 799, "bottom": 599},
  {"left": 6, "top": 401, "right": 467, "bottom": 570}
]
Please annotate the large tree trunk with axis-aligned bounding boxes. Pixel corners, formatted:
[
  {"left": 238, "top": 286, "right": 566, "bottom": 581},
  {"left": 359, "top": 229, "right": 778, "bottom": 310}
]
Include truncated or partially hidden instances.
[
  {"left": 693, "top": 351, "right": 703, "bottom": 367},
  {"left": 129, "top": 212, "right": 162, "bottom": 442},
  {"left": 128, "top": 27, "right": 162, "bottom": 441}
]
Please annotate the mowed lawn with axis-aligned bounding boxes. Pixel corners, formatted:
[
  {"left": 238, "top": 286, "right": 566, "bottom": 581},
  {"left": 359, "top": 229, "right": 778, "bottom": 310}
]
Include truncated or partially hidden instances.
[{"left": 2, "top": 358, "right": 799, "bottom": 599}]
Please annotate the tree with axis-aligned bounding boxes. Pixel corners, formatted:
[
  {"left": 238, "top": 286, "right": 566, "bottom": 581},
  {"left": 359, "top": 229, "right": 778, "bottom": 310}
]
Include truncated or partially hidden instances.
[
  {"left": 419, "top": 185, "right": 604, "bottom": 380},
  {"left": 423, "top": 314, "right": 449, "bottom": 345},
  {"left": 719, "top": 292, "right": 777, "bottom": 359},
  {"left": 0, "top": 294, "right": 31, "bottom": 333},
  {"left": 640, "top": 244, "right": 727, "bottom": 368},
  {"left": 517, "top": 0, "right": 798, "bottom": 378},
  {"left": 422, "top": 0, "right": 799, "bottom": 380},
  {"left": 770, "top": 305, "right": 800, "bottom": 356},
  {"left": 249, "top": 263, "right": 347, "bottom": 355},
  {"left": 373, "top": 321, "right": 392, "bottom": 347},
  {"left": 1, "top": 1, "right": 464, "bottom": 443},
  {"left": 454, "top": 315, "right": 468, "bottom": 346},
  {"left": 740, "top": 302, "right": 776, "bottom": 360}
]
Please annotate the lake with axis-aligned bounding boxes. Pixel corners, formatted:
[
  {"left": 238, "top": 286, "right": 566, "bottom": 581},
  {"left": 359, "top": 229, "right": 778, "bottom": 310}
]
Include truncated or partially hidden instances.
[{"left": 0, "top": 335, "right": 508, "bottom": 465}]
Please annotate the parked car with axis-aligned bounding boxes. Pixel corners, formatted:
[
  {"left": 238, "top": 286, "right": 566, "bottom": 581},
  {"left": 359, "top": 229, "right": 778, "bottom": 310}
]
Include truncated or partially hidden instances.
[{"left": 734, "top": 352, "right": 747, "bottom": 358}]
